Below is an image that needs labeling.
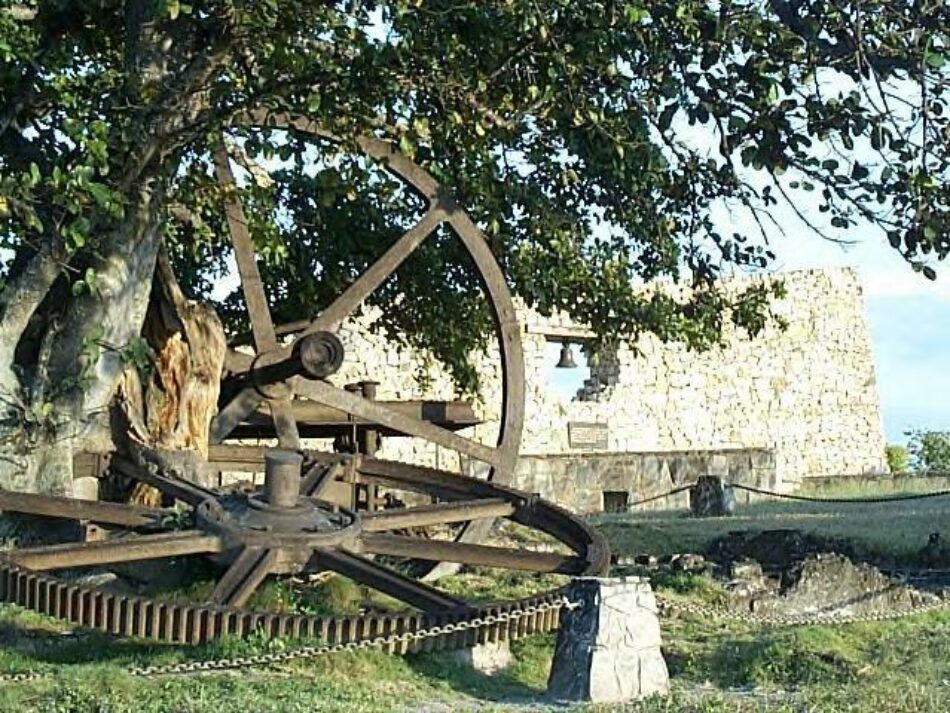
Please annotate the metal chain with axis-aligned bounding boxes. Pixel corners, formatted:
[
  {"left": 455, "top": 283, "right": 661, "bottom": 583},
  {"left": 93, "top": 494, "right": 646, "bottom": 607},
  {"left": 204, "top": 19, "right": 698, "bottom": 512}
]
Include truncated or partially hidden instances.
[
  {"left": 127, "top": 597, "right": 579, "bottom": 678},
  {"left": 656, "top": 593, "right": 950, "bottom": 626},
  {"left": 0, "top": 672, "right": 45, "bottom": 685},
  {"left": 0, "top": 598, "right": 579, "bottom": 684}
]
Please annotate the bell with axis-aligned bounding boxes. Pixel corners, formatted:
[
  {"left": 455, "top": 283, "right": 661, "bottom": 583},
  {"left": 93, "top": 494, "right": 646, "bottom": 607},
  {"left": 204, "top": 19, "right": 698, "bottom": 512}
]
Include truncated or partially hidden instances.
[{"left": 555, "top": 343, "right": 577, "bottom": 369}]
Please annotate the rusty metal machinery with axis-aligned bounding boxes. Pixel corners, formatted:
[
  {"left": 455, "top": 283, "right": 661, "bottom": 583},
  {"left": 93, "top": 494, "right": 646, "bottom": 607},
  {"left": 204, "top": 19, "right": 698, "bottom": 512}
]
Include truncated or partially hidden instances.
[
  {"left": 0, "top": 451, "right": 607, "bottom": 645},
  {"left": 0, "top": 112, "right": 609, "bottom": 647}
]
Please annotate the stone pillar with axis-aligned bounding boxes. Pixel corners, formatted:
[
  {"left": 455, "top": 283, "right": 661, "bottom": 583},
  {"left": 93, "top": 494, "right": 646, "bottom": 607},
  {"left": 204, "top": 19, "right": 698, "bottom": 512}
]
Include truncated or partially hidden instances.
[
  {"left": 690, "top": 475, "right": 735, "bottom": 517},
  {"left": 547, "top": 577, "right": 669, "bottom": 704}
]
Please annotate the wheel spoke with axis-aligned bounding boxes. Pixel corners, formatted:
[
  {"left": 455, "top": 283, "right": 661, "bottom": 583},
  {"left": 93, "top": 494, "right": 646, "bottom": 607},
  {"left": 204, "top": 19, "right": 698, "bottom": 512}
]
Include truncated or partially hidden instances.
[
  {"left": 111, "top": 456, "right": 216, "bottom": 506},
  {"left": 361, "top": 498, "right": 515, "bottom": 532},
  {"left": 213, "top": 145, "right": 279, "bottom": 352},
  {"left": 293, "top": 380, "right": 505, "bottom": 468},
  {"left": 210, "top": 546, "right": 279, "bottom": 608},
  {"left": 11, "top": 531, "right": 222, "bottom": 571},
  {"left": 301, "top": 207, "right": 444, "bottom": 336},
  {"left": 299, "top": 460, "right": 345, "bottom": 499},
  {"left": 209, "top": 386, "right": 263, "bottom": 444},
  {"left": 311, "top": 547, "right": 466, "bottom": 613},
  {"left": 269, "top": 400, "right": 301, "bottom": 450},
  {"left": 359, "top": 533, "right": 585, "bottom": 574},
  {"left": 0, "top": 489, "right": 170, "bottom": 528},
  {"left": 214, "top": 145, "right": 300, "bottom": 450}
]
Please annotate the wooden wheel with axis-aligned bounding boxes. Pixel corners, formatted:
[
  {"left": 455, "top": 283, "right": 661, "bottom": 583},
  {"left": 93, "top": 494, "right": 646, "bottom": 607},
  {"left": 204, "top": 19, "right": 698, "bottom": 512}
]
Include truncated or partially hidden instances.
[
  {"left": 0, "top": 449, "right": 608, "bottom": 631},
  {"left": 205, "top": 111, "right": 526, "bottom": 571}
]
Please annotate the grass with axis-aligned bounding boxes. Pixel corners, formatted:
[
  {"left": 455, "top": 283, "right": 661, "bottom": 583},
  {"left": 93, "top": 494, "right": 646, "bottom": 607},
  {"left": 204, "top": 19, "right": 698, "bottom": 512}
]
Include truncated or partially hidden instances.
[
  {"left": 0, "top": 480, "right": 948, "bottom": 711},
  {"left": 655, "top": 603, "right": 950, "bottom": 712},
  {"left": 1, "top": 584, "right": 948, "bottom": 712},
  {"left": 0, "top": 603, "right": 556, "bottom": 713},
  {"left": 591, "top": 480, "right": 950, "bottom": 564}
]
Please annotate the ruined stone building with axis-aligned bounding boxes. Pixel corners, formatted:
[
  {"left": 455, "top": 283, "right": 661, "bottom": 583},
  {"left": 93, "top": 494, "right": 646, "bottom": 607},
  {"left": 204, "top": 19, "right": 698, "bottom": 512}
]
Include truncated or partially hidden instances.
[{"left": 318, "top": 267, "right": 887, "bottom": 513}]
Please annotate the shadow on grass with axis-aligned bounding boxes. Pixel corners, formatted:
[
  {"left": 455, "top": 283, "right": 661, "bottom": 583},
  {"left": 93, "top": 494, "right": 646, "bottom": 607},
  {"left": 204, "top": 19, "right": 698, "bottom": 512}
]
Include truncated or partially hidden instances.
[
  {"left": 0, "top": 612, "right": 293, "bottom": 672},
  {"left": 0, "top": 621, "right": 171, "bottom": 667},
  {"left": 663, "top": 626, "right": 863, "bottom": 692},
  {"left": 404, "top": 635, "right": 557, "bottom": 704},
  {"left": 406, "top": 653, "right": 547, "bottom": 704}
]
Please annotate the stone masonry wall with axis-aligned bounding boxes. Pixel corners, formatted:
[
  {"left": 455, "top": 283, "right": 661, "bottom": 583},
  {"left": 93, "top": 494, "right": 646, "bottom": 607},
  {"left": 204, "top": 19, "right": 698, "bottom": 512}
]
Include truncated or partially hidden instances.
[
  {"left": 508, "top": 448, "right": 777, "bottom": 514},
  {"left": 307, "top": 267, "right": 887, "bottom": 505}
]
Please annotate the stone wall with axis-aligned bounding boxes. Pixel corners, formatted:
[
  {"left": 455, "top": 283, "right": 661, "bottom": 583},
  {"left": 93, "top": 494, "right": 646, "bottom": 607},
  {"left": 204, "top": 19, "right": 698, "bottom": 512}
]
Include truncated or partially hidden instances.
[
  {"left": 503, "top": 448, "right": 776, "bottom": 514},
  {"left": 309, "top": 267, "right": 887, "bottom": 504}
]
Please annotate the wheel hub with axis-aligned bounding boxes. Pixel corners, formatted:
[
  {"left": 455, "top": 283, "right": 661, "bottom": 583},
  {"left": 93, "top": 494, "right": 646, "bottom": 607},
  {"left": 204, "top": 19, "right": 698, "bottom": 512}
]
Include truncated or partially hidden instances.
[{"left": 194, "top": 450, "right": 361, "bottom": 571}]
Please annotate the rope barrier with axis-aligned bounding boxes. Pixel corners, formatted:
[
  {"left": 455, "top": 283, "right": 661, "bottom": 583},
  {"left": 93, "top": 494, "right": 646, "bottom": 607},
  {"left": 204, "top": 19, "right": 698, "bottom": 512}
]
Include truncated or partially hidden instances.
[
  {"left": 625, "top": 481, "right": 950, "bottom": 508},
  {"left": 728, "top": 482, "right": 950, "bottom": 504},
  {"left": 627, "top": 484, "right": 694, "bottom": 507}
]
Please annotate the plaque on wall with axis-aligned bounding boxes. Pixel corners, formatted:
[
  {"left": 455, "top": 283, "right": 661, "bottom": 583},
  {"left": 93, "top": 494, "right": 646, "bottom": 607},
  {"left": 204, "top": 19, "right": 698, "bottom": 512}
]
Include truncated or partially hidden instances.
[{"left": 568, "top": 421, "right": 609, "bottom": 450}]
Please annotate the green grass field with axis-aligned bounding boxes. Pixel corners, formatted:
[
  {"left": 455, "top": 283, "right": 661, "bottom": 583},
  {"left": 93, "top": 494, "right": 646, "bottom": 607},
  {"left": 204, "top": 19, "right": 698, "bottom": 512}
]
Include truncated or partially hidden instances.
[
  {"left": 593, "top": 480, "right": 950, "bottom": 565},
  {"left": 0, "top": 480, "right": 947, "bottom": 712}
]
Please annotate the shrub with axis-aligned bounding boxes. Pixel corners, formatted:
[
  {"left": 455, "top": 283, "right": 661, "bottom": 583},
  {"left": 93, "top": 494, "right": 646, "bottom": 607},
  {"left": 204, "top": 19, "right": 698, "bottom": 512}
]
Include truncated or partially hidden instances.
[
  {"left": 905, "top": 429, "right": 950, "bottom": 473},
  {"left": 885, "top": 444, "right": 910, "bottom": 474}
]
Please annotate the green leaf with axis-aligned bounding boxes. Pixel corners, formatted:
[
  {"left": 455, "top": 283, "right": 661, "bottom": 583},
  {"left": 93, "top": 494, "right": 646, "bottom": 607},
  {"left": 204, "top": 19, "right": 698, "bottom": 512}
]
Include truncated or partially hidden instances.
[
  {"left": 86, "top": 182, "right": 112, "bottom": 206},
  {"left": 398, "top": 134, "right": 416, "bottom": 157},
  {"left": 924, "top": 50, "right": 946, "bottom": 69}
]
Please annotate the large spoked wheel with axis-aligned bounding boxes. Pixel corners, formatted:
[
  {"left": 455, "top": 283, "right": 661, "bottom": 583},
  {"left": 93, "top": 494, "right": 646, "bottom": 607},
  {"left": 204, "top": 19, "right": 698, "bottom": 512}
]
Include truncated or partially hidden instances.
[
  {"left": 0, "top": 450, "right": 608, "bottom": 643},
  {"left": 0, "top": 113, "right": 607, "bottom": 645},
  {"left": 208, "top": 111, "right": 526, "bottom": 572}
]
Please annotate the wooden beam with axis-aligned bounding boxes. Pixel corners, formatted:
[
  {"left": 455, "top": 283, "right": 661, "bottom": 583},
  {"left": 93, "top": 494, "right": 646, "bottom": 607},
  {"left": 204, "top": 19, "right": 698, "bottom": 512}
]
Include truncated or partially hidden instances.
[
  {"left": 210, "top": 547, "right": 278, "bottom": 608},
  {"left": 0, "top": 490, "right": 169, "bottom": 528},
  {"left": 241, "top": 399, "right": 478, "bottom": 428},
  {"left": 358, "top": 533, "right": 584, "bottom": 574},
  {"left": 312, "top": 548, "right": 466, "bottom": 613},
  {"left": 361, "top": 498, "right": 515, "bottom": 532},
  {"left": 12, "top": 531, "right": 222, "bottom": 571}
]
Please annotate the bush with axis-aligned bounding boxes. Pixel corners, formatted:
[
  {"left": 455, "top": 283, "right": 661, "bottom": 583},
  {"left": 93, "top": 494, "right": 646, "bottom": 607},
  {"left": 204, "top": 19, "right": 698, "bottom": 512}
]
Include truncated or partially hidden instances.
[
  {"left": 906, "top": 429, "right": 950, "bottom": 473},
  {"left": 885, "top": 444, "right": 910, "bottom": 474}
]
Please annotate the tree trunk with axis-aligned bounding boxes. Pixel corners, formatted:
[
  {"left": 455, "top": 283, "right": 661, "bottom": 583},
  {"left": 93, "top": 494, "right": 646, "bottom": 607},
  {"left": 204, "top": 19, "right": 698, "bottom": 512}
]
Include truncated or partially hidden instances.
[
  {"left": 0, "top": 183, "right": 227, "bottom": 495},
  {"left": 0, "top": 181, "right": 167, "bottom": 494},
  {"left": 116, "top": 247, "right": 226, "bottom": 494},
  {"left": 0, "top": 4, "right": 236, "bottom": 496}
]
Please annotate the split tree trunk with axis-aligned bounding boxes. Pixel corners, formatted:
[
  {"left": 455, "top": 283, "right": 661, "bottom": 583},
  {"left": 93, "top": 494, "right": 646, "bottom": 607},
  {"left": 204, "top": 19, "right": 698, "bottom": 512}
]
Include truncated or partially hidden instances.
[{"left": 116, "top": 248, "right": 227, "bottom": 494}]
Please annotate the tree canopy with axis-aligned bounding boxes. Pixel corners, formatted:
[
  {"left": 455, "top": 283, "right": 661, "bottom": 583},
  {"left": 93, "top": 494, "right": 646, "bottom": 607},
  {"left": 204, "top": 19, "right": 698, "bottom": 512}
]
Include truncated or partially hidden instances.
[{"left": 1, "top": 0, "right": 948, "bottom": 402}]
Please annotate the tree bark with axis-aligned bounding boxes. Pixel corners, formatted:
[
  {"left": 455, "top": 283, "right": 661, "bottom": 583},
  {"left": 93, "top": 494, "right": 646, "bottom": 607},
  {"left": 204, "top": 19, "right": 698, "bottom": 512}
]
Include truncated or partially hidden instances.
[{"left": 117, "top": 247, "right": 226, "bottom": 478}]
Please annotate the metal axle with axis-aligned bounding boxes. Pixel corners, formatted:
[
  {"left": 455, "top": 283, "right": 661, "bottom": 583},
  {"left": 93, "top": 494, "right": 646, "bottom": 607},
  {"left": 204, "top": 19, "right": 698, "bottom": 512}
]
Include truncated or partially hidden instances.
[{"left": 263, "top": 449, "right": 303, "bottom": 508}]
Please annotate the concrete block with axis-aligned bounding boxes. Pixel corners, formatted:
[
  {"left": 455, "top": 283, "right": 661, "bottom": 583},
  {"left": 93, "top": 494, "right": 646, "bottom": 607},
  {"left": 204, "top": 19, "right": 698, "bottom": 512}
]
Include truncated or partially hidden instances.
[{"left": 448, "top": 640, "right": 513, "bottom": 675}]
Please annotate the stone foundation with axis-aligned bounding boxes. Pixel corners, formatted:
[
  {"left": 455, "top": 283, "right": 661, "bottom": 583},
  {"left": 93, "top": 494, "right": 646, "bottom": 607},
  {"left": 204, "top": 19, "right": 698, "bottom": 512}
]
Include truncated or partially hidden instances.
[{"left": 497, "top": 448, "right": 775, "bottom": 514}]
